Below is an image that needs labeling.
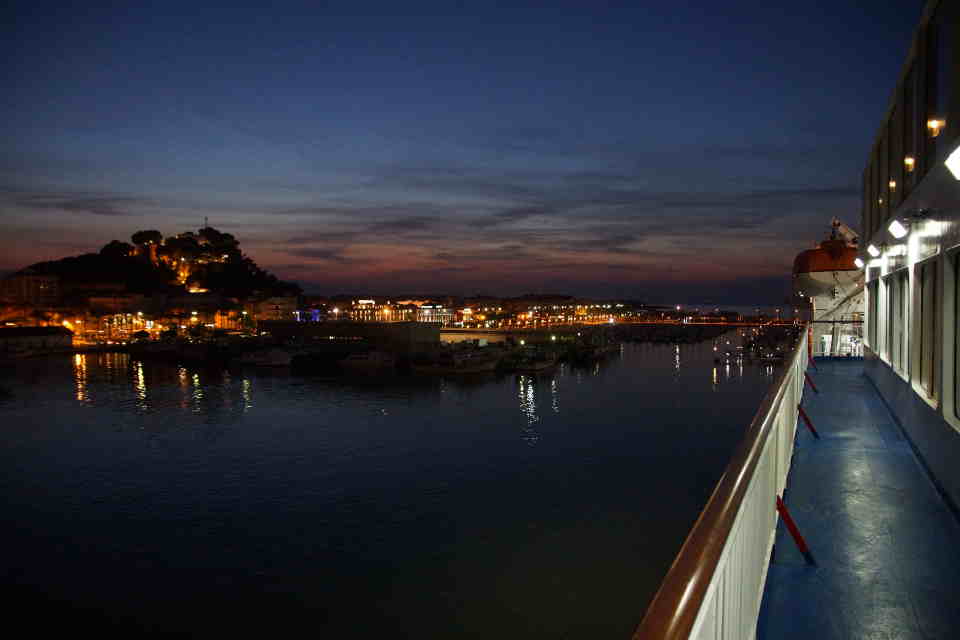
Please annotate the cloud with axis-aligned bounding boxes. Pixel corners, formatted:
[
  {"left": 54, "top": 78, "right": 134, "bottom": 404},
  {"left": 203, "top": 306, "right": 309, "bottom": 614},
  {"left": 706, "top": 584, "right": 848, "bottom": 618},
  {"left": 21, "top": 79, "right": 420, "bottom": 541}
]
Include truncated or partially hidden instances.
[
  {"left": 3, "top": 188, "right": 152, "bottom": 217},
  {"left": 366, "top": 216, "right": 437, "bottom": 233},
  {"left": 285, "top": 247, "right": 353, "bottom": 263}
]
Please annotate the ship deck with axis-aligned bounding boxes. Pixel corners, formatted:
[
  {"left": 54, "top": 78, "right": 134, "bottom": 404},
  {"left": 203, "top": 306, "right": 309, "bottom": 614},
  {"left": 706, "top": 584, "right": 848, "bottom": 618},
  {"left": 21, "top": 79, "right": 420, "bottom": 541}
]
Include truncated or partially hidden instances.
[{"left": 757, "top": 359, "right": 960, "bottom": 639}]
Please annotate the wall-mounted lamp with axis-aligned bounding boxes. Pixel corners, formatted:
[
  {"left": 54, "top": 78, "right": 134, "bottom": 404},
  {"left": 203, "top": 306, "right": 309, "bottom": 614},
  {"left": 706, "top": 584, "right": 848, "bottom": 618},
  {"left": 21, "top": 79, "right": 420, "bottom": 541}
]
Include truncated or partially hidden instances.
[
  {"left": 904, "top": 155, "right": 916, "bottom": 173},
  {"left": 867, "top": 244, "right": 880, "bottom": 258},
  {"left": 946, "top": 146, "right": 960, "bottom": 181},
  {"left": 887, "top": 209, "right": 931, "bottom": 240},
  {"left": 927, "top": 118, "right": 946, "bottom": 138},
  {"left": 888, "top": 179, "right": 897, "bottom": 191},
  {"left": 878, "top": 196, "right": 884, "bottom": 205},
  {"left": 854, "top": 257, "right": 865, "bottom": 269},
  {"left": 888, "top": 218, "right": 908, "bottom": 239}
]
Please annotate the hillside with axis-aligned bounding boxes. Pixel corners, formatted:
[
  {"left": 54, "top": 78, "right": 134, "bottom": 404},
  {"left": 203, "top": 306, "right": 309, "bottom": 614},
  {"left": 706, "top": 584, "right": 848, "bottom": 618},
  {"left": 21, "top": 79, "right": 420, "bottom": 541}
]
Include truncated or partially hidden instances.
[{"left": 19, "top": 226, "right": 300, "bottom": 300}]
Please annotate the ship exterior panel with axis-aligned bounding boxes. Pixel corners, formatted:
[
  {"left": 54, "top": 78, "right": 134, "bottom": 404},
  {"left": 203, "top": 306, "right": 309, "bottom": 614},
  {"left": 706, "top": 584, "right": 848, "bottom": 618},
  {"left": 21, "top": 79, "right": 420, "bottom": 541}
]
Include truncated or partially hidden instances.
[{"left": 859, "top": 0, "right": 960, "bottom": 509}]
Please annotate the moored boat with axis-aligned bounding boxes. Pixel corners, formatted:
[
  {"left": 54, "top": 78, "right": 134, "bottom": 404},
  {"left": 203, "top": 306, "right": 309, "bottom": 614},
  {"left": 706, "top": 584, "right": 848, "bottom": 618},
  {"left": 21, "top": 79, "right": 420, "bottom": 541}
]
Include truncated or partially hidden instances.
[
  {"left": 340, "top": 350, "right": 396, "bottom": 375},
  {"left": 411, "top": 349, "right": 500, "bottom": 374},
  {"left": 238, "top": 348, "right": 293, "bottom": 367}
]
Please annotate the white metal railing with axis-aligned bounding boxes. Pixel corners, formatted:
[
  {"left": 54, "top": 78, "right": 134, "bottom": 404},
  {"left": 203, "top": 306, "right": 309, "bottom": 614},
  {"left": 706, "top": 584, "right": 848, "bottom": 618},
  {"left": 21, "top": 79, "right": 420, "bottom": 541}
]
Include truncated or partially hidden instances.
[
  {"left": 634, "top": 328, "right": 808, "bottom": 640},
  {"left": 811, "top": 320, "right": 863, "bottom": 357}
]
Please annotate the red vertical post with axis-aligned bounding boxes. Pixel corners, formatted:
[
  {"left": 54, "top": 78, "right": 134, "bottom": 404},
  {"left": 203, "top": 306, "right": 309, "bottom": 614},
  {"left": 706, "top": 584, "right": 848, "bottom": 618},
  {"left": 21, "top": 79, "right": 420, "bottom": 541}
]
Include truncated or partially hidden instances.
[
  {"left": 797, "top": 404, "right": 820, "bottom": 439},
  {"left": 776, "top": 495, "right": 816, "bottom": 566},
  {"left": 804, "top": 371, "right": 819, "bottom": 394},
  {"left": 807, "top": 325, "right": 818, "bottom": 370}
]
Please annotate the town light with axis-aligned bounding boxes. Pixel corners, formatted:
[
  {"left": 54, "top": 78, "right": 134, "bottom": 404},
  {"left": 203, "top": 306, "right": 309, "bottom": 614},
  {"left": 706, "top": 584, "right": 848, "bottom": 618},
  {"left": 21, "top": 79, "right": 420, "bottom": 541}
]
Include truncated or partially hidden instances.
[
  {"left": 867, "top": 244, "right": 880, "bottom": 258},
  {"left": 946, "top": 146, "right": 960, "bottom": 181},
  {"left": 854, "top": 257, "right": 865, "bottom": 269},
  {"left": 888, "top": 218, "right": 908, "bottom": 239},
  {"left": 904, "top": 155, "right": 916, "bottom": 172},
  {"left": 888, "top": 179, "right": 897, "bottom": 191}
]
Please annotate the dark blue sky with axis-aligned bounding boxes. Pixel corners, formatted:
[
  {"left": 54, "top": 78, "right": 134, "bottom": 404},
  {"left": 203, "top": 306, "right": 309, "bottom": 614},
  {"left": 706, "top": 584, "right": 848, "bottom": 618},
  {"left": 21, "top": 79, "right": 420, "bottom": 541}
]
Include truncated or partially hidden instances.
[{"left": 2, "top": 0, "right": 924, "bottom": 302}]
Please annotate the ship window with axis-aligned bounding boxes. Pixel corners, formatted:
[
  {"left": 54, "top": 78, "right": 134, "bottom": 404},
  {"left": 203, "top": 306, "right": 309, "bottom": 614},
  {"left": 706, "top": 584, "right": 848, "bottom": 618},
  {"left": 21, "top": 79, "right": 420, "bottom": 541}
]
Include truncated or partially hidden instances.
[
  {"left": 868, "top": 280, "right": 879, "bottom": 349},
  {"left": 955, "top": 253, "right": 959, "bottom": 419},
  {"left": 889, "top": 270, "right": 908, "bottom": 375},
  {"left": 918, "top": 260, "right": 938, "bottom": 399},
  {"left": 903, "top": 65, "right": 916, "bottom": 194},
  {"left": 877, "top": 136, "right": 888, "bottom": 225},
  {"left": 885, "top": 275, "right": 894, "bottom": 363},
  {"left": 888, "top": 107, "right": 902, "bottom": 208},
  {"left": 924, "top": 6, "right": 952, "bottom": 169}
]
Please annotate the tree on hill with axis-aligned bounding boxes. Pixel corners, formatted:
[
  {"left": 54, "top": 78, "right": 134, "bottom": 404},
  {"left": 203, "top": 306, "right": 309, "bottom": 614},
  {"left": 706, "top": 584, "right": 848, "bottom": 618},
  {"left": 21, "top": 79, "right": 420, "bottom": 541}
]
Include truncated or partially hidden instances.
[
  {"left": 26, "top": 252, "right": 176, "bottom": 295},
  {"left": 131, "top": 230, "right": 163, "bottom": 246},
  {"left": 19, "top": 226, "right": 298, "bottom": 300},
  {"left": 100, "top": 240, "right": 134, "bottom": 260},
  {"left": 158, "top": 234, "right": 200, "bottom": 263},
  {"left": 193, "top": 255, "right": 300, "bottom": 298}
]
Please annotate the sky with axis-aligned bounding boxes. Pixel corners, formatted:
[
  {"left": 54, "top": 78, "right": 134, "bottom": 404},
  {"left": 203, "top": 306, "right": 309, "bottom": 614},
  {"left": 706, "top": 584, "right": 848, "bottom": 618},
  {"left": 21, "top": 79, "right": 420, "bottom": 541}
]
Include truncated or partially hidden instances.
[{"left": 2, "top": 0, "right": 925, "bottom": 303}]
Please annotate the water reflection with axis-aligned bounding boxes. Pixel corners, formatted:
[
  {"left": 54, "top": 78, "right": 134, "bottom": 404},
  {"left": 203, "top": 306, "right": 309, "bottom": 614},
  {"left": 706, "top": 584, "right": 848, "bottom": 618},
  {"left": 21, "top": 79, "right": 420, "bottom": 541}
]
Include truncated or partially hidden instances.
[
  {"left": 74, "top": 353, "right": 88, "bottom": 403},
  {"left": 242, "top": 378, "right": 253, "bottom": 410},
  {"left": 134, "top": 360, "right": 148, "bottom": 411},
  {"left": 517, "top": 374, "right": 540, "bottom": 445},
  {"left": 2, "top": 335, "right": 786, "bottom": 639}
]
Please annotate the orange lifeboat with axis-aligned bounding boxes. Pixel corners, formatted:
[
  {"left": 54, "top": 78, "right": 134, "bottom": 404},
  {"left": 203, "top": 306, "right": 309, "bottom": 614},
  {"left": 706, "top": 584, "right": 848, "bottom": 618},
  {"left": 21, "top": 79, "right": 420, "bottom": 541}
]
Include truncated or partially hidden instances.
[
  {"left": 792, "top": 239, "right": 858, "bottom": 275},
  {"left": 792, "top": 221, "right": 861, "bottom": 300}
]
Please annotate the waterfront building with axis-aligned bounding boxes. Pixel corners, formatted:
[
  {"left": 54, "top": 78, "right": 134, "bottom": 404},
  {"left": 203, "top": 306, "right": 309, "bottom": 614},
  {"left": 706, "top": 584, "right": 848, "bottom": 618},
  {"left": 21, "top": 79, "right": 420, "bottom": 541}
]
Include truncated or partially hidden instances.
[
  {"left": 858, "top": 0, "right": 960, "bottom": 499},
  {"left": 0, "top": 326, "right": 73, "bottom": 355},
  {"left": 347, "top": 299, "right": 411, "bottom": 322},
  {"left": 88, "top": 293, "right": 146, "bottom": 315},
  {"left": 415, "top": 303, "right": 453, "bottom": 326},
  {"left": 249, "top": 295, "right": 298, "bottom": 322},
  {"left": 0, "top": 271, "right": 60, "bottom": 306}
]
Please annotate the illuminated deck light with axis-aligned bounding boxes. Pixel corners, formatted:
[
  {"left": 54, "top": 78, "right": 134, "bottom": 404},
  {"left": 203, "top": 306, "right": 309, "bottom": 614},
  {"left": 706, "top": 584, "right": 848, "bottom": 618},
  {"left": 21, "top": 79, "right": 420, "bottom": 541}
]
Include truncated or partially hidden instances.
[
  {"left": 867, "top": 244, "right": 880, "bottom": 258},
  {"left": 927, "top": 118, "right": 945, "bottom": 138},
  {"left": 854, "top": 257, "right": 865, "bottom": 269},
  {"left": 946, "top": 146, "right": 960, "bottom": 181},
  {"left": 888, "top": 219, "right": 908, "bottom": 239}
]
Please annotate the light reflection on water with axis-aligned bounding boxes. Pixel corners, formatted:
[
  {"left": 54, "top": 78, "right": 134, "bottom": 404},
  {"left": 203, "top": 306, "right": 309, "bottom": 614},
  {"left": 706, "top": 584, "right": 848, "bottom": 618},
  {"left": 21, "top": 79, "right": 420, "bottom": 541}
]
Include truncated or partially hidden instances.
[
  {"left": 517, "top": 374, "right": 540, "bottom": 445},
  {"left": 73, "top": 352, "right": 87, "bottom": 403},
  {"left": 0, "top": 336, "right": 779, "bottom": 638}
]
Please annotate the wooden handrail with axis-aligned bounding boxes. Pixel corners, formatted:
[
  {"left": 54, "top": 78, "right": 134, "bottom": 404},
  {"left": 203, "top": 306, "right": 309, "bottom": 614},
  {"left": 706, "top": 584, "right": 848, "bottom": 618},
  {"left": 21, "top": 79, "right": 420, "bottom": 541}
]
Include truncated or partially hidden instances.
[{"left": 632, "top": 329, "right": 806, "bottom": 639}]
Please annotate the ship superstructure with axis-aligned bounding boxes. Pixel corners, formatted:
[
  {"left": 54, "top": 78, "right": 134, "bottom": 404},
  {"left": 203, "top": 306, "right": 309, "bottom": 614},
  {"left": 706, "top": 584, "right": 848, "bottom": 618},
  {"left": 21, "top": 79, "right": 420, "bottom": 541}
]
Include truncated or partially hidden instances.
[{"left": 856, "top": 0, "right": 960, "bottom": 497}]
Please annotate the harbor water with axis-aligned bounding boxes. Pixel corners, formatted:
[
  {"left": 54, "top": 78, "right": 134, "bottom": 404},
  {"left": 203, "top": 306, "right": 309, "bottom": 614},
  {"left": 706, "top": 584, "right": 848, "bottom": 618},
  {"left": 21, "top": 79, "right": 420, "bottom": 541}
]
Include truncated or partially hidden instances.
[{"left": 1, "top": 336, "right": 777, "bottom": 637}]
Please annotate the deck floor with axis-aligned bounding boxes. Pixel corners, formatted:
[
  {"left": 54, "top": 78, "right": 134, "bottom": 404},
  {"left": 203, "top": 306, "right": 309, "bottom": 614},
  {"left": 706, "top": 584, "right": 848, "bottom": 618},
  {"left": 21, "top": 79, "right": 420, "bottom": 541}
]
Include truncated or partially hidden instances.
[{"left": 757, "top": 359, "right": 960, "bottom": 640}]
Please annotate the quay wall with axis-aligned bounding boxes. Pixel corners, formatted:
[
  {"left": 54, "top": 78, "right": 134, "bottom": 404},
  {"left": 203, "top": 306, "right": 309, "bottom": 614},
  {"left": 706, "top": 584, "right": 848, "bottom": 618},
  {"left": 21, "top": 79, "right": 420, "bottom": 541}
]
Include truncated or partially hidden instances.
[{"left": 259, "top": 320, "right": 439, "bottom": 354}]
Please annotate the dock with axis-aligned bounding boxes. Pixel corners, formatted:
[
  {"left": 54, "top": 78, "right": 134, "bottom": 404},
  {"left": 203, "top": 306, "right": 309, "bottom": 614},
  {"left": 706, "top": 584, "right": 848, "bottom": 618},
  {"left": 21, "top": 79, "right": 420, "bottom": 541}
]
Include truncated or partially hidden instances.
[{"left": 758, "top": 359, "right": 960, "bottom": 639}]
